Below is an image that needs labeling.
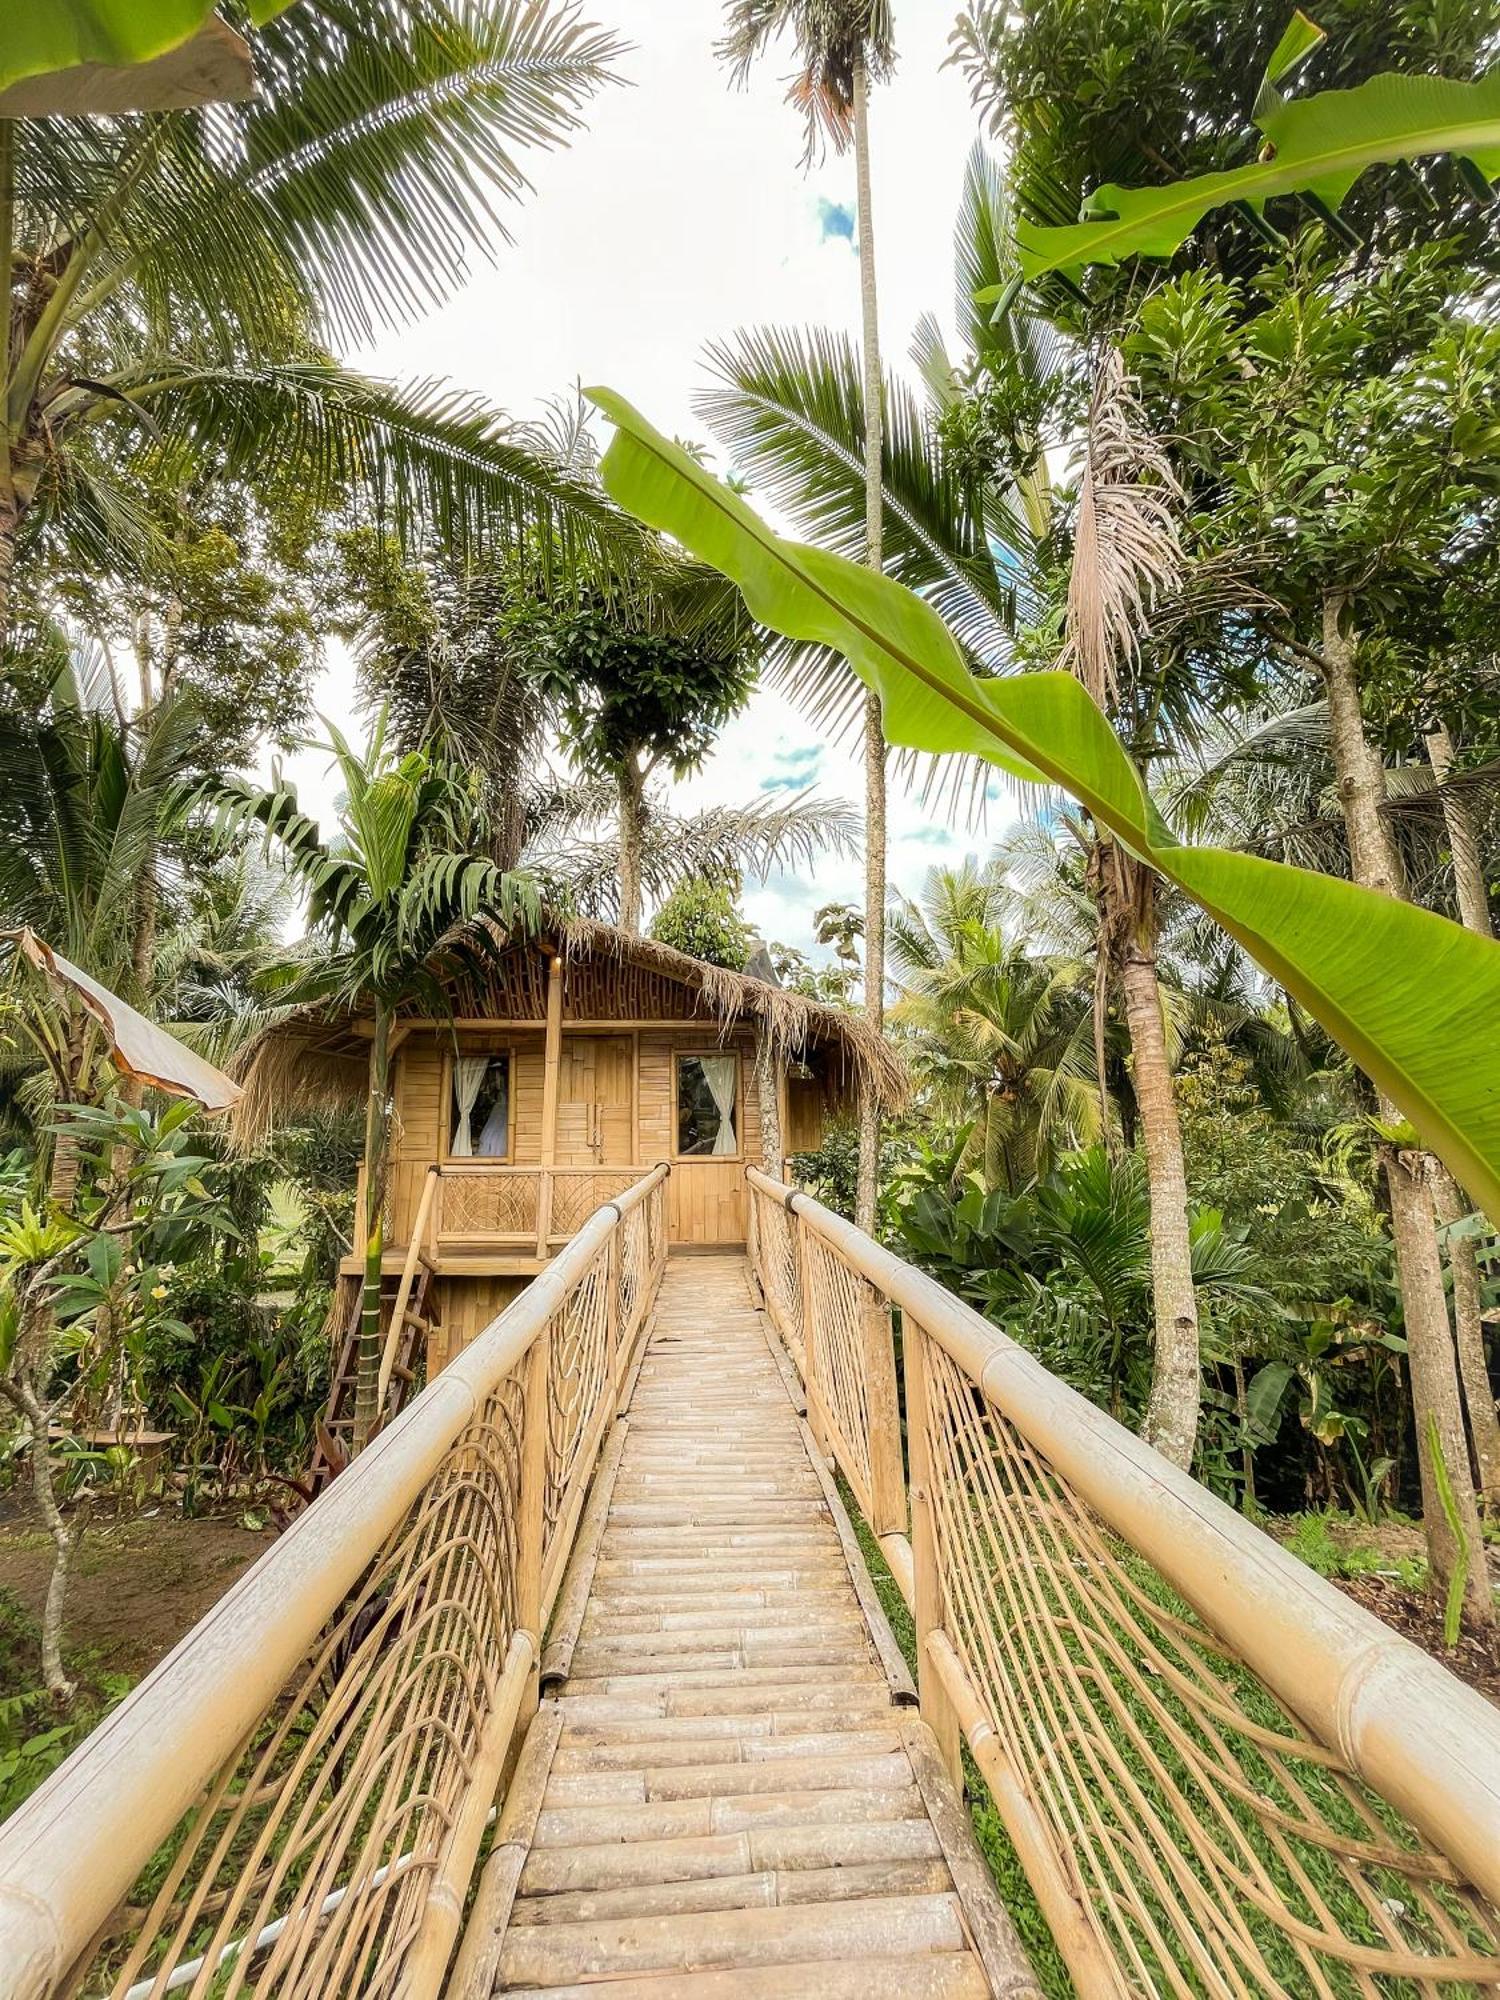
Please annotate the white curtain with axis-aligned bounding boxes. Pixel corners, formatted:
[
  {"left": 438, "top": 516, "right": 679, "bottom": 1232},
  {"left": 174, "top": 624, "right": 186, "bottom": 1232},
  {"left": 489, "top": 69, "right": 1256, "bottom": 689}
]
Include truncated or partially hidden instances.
[
  {"left": 450, "top": 1055, "right": 489, "bottom": 1158},
  {"left": 475, "top": 1066, "right": 509, "bottom": 1156},
  {"left": 700, "top": 1055, "right": 738, "bottom": 1157}
]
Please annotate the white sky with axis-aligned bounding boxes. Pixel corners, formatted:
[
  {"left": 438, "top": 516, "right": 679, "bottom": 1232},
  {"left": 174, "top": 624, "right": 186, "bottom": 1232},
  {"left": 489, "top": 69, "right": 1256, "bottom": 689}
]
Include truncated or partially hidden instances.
[{"left": 278, "top": 1, "right": 991, "bottom": 959}]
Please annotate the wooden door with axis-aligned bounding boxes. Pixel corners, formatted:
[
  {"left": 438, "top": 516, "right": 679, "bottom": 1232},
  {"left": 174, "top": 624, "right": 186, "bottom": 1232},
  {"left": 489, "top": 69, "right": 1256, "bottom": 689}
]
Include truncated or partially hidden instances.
[{"left": 555, "top": 1035, "right": 635, "bottom": 1164}]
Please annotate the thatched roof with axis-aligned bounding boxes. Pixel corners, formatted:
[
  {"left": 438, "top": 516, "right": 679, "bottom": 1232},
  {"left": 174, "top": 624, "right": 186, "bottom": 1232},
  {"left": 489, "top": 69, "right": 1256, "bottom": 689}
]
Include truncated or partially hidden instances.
[{"left": 229, "top": 910, "right": 904, "bottom": 1149}]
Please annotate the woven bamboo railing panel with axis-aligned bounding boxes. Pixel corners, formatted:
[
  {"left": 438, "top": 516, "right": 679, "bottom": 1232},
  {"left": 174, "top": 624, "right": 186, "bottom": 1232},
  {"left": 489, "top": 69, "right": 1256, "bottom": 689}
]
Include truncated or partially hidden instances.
[
  {"left": 548, "top": 1168, "right": 640, "bottom": 1238},
  {"left": 541, "top": 1256, "right": 611, "bottom": 1556},
  {"left": 743, "top": 1167, "right": 1500, "bottom": 2000},
  {"left": 1, "top": 1172, "right": 670, "bottom": 2000},
  {"left": 748, "top": 1181, "right": 802, "bottom": 1372},
  {"left": 801, "top": 1227, "right": 874, "bottom": 1511},
  {"left": 439, "top": 1168, "right": 540, "bottom": 1239},
  {"left": 915, "top": 1327, "right": 1500, "bottom": 1997},
  {"left": 75, "top": 1375, "right": 528, "bottom": 2000}
]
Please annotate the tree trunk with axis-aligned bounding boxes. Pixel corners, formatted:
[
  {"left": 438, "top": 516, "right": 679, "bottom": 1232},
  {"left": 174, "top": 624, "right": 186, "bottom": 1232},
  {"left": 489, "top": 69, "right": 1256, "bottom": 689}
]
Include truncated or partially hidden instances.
[
  {"left": 352, "top": 1005, "right": 392, "bottom": 1454},
  {"left": 754, "top": 1026, "right": 783, "bottom": 1178},
  {"left": 46, "top": 1012, "right": 90, "bottom": 1212},
  {"left": 616, "top": 756, "right": 646, "bottom": 937},
  {"left": 1430, "top": 1155, "right": 1500, "bottom": 1513},
  {"left": 1320, "top": 594, "right": 1491, "bottom": 1626},
  {"left": 1425, "top": 720, "right": 1492, "bottom": 937},
  {"left": 1422, "top": 723, "right": 1499, "bottom": 1513},
  {"left": 853, "top": 55, "right": 886, "bottom": 1237},
  {"left": 0, "top": 122, "right": 14, "bottom": 653},
  {"left": 1117, "top": 906, "right": 1200, "bottom": 1470},
  {"left": 12, "top": 1372, "right": 78, "bottom": 1704}
]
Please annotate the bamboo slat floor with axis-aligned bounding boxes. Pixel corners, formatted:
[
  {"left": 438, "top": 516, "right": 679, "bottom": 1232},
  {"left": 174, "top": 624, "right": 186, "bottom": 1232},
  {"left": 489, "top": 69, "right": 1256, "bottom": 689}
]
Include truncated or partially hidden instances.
[{"left": 471, "top": 1253, "right": 1037, "bottom": 1998}]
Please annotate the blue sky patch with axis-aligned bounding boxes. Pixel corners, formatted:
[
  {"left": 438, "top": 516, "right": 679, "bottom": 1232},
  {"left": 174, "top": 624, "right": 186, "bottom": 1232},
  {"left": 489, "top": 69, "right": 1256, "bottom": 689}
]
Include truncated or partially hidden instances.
[
  {"left": 817, "top": 197, "right": 855, "bottom": 246},
  {"left": 760, "top": 742, "right": 825, "bottom": 792}
]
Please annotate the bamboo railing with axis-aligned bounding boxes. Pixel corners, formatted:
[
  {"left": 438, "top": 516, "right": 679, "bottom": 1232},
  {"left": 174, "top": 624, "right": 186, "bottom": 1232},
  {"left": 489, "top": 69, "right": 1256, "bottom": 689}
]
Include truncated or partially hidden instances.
[
  {"left": 746, "top": 1165, "right": 1500, "bottom": 1998},
  {"left": 0, "top": 1167, "right": 670, "bottom": 2000},
  {"left": 361, "top": 1163, "right": 650, "bottom": 1261}
]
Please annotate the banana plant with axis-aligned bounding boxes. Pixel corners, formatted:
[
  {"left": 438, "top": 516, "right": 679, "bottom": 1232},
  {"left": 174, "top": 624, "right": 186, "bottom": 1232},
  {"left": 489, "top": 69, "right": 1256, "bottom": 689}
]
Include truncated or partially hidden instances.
[
  {"left": 587, "top": 389, "right": 1500, "bottom": 1221},
  {"left": 1006, "top": 56, "right": 1500, "bottom": 281},
  {"left": 0, "top": 2, "right": 289, "bottom": 101}
]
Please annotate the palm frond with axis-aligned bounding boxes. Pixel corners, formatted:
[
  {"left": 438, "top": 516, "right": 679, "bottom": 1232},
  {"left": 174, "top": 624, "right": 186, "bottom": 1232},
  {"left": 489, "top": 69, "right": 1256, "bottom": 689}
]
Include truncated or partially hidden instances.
[
  {"left": 1061, "top": 349, "right": 1185, "bottom": 708},
  {"left": 105, "top": 362, "right": 645, "bottom": 572},
  {"left": 699, "top": 324, "right": 1028, "bottom": 676}
]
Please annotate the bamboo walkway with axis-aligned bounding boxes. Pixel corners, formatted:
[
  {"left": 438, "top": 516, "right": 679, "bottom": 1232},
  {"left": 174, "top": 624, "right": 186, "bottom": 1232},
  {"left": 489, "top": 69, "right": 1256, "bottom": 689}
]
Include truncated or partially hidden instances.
[{"left": 462, "top": 1253, "right": 1035, "bottom": 1999}]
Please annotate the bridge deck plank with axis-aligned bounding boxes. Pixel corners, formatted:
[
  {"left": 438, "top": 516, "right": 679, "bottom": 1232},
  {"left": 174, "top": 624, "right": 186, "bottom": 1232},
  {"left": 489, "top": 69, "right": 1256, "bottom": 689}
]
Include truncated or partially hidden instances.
[{"left": 480, "top": 1253, "right": 1031, "bottom": 1998}]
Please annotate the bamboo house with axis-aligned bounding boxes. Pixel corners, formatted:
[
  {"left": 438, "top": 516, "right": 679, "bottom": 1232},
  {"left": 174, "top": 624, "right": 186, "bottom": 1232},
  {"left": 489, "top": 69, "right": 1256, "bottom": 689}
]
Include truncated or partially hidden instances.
[{"left": 235, "top": 915, "right": 902, "bottom": 1375}]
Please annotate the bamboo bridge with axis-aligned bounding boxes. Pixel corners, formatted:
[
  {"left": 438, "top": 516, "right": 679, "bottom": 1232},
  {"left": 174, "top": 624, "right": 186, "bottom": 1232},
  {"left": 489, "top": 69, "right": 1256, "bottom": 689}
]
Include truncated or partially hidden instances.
[{"left": 3, "top": 1167, "right": 1500, "bottom": 1998}]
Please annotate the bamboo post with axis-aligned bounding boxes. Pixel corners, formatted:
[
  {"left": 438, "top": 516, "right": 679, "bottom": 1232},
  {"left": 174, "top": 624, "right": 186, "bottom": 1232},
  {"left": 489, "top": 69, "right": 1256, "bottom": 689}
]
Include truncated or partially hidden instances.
[
  {"left": 537, "top": 954, "right": 563, "bottom": 1257},
  {"left": 861, "top": 1282, "right": 907, "bottom": 1540},
  {"left": 607, "top": 1224, "right": 624, "bottom": 1404},
  {"left": 904, "top": 1317, "right": 962, "bottom": 1785},
  {"left": 516, "top": 1322, "right": 551, "bottom": 1723}
]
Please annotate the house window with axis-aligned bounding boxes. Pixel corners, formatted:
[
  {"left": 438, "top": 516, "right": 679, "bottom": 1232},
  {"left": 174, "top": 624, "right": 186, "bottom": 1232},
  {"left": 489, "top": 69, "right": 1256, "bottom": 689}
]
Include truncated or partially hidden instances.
[
  {"left": 676, "top": 1054, "right": 738, "bottom": 1157},
  {"left": 450, "top": 1053, "right": 511, "bottom": 1159}
]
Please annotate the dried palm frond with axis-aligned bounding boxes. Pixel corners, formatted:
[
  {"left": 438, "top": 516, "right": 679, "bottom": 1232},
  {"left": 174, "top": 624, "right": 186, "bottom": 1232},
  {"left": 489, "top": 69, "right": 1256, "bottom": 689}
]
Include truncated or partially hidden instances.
[{"left": 1060, "top": 350, "right": 1186, "bottom": 708}]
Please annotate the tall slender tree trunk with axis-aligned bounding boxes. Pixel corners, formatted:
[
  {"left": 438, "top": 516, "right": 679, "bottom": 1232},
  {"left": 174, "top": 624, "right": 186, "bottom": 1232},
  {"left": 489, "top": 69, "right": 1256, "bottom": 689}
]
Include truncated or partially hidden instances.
[
  {"left": 12, "top": 1371, "right": 78, "bottom": 1704},
  {"left": 754, "top": 1026, "right": 783, "bottom": 1178},
  {"left": 0, "top": 120, "right": 15, "bottom": 653},
  {"left": 1425, "top": 720, "right": 1492, "bottom": 938},
  {"left": 1320, "top": 594, "right": 1490, "bottom": 1626},
  {"left": 616, "top": 755, "right": 646, "bottom": 937},
  {"left": 1430, "top": 1161, "right": 1500, "bottom": 1511},
  {"left": 1108, "top": 854, "right": 1200, "bottom": 1468},
  {"left": 853, "top": 54, "right": 886, "bottom": 1236},
  {"left": 1423, "top": 720, "right": 1499, "bottom": 1511},
  {"left": 352, "top": 1004, "right": 392, "bottom": 1454}
]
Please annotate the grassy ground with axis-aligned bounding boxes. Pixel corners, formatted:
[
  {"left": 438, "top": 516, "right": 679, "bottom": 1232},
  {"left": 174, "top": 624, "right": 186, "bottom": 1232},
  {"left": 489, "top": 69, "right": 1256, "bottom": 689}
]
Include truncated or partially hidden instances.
[
  {"left": 0, "top": 1505, "right": 272, "bottom": 1825},
  {"left": 836, "top": 1473, "right": 1076, "bottom": 2000}
]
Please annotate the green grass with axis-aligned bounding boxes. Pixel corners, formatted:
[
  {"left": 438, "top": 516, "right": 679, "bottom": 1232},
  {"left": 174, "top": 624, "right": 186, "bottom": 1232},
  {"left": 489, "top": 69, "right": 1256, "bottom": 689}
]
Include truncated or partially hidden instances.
[
  {"left": 835, "top": 1474, "right": 1075, "bottom": 2000},
  {"left": 0, "top": 1587, "right": 133, "bottom": 1824}
]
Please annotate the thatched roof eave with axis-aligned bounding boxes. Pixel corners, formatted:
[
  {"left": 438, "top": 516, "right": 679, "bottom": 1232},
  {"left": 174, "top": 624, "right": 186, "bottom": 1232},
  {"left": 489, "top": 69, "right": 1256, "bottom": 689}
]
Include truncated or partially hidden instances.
[{"left": 228, "top": 910, "right": 905, "bottom": 1152}]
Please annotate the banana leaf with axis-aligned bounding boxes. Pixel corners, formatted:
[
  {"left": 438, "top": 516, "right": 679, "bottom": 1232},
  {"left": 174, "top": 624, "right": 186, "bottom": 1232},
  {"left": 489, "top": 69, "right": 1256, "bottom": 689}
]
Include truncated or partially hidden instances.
[
  {"left": 588, "top": 388, "right": 1500, "bottom": 1220},
  {"left": 999, "top": 68, "right": 1500, "bottom": 281},
  {"left": 0, "top": 1, "right": 288, "bottom": 108}
]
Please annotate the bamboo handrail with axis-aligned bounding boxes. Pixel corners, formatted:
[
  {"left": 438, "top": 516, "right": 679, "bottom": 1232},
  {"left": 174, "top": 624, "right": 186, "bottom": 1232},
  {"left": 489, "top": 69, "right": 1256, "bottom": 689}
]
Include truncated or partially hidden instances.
[
  {"left": 745, "top": 1163, "right": 1500, "bottom": 1990},
  {"left": 0, "top": 1164, "right": 670, "bottom": 2000}
]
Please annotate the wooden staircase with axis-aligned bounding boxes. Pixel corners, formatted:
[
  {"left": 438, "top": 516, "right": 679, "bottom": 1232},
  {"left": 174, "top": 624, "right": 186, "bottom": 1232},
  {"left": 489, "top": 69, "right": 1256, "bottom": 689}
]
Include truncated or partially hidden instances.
[
  {"left": 455, "top": 1255, "right": 1035, "bottom": 1998},
  {"left": 306, "top": 1259, "right": 437, "bottom": 1496}
]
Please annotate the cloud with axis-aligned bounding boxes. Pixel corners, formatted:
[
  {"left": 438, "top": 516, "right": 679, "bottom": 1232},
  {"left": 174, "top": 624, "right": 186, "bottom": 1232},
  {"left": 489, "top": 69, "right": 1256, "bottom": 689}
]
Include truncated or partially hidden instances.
[
  {"left": 816, "top": 197, "right": 856, "bottom": 247},
  {"left": 902, "top": 822, "right": 961, "bottom": 849},
  {"left": 758, "top": 741, "right": 826, "bottom": 792}
]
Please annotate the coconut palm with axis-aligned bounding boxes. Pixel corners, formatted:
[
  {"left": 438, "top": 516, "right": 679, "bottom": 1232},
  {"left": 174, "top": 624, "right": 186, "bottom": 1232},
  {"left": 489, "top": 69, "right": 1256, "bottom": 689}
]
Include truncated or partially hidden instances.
[
  {"left": 718, "top": 0, "right": 897, "bottom": 1231},
  {"left": 888, "top": 861, "right": 1098, "bottom": 1194},
  {"left": 0, "top": 0, "right": 632, "bottom": 639},
  {"left": 204, "top": 712, "right": 540, "bottom": 1451},
  {"left": 522, "top": 781, "right": 861, "bottom": 923},
  {"left": 0, "top": 639, "right": 206, "bottom": 1197}
]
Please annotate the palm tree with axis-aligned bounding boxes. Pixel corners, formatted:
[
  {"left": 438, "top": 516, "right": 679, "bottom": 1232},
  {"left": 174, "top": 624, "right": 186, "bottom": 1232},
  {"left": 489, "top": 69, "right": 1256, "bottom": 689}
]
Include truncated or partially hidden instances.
[
  {"left": 0, "top": 640, "right": 204, "bottom": 1199},
  {"left": 699, "top": 152, "right": 1225, "bottom": 1464},
  {"left": 205, "top": 713, "right": 539, "bottom": 1451},
  {"left": 718, "top": 0, "right": 897, "bottom": 1231},
  {"left": 0, "top": 0, "right": 631, "bottom": 641},
  {"left": 522, "top": 781, "right": 861, "bottom": 923},
  {"left": 888, "top": 861, "right": 1098, "bottom": 1194}
]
